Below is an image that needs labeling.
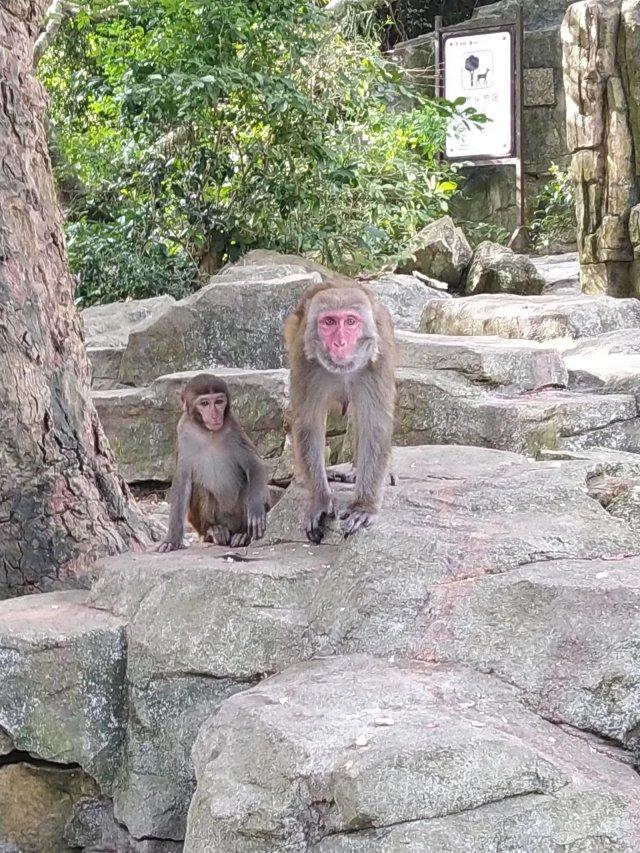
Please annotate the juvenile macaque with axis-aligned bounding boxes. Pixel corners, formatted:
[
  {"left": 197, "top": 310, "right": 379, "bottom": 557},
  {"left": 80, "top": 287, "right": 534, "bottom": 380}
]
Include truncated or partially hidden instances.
[
  {"left": 285, "top": 283, "right": 396, "bottom": 543},
  {"left": 158, "top": 374, "right": 268, "bottom": 551}
]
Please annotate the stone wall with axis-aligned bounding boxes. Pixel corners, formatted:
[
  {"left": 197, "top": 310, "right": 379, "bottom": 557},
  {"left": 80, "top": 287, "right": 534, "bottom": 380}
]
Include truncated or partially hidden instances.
[
  {"left": 391, "top": 0, "right": 576, "bottom": 240},
  {"left": 562, "top": 0, "right": 640, "bottom": 296}
]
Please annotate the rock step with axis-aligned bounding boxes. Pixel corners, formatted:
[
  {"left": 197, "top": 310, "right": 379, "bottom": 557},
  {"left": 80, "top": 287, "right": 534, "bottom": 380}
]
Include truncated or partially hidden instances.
[
  {"left": 184, "top": 655, "right": 640, "bottom": 852},
  {"left": 421, "top": 291, "right": 640, "bottom": 340},
  {"left": 94, "top": 360, "right": 640, "bottom": 483},
  {"left": 562, "top": 328, "right": 640, "bottom": 393},
  {"left": 397, "top": 369, "right": 640, "bottom": 457},
  {"left": 90, "top": 541, "right": 331, "bottom": 840},
  {"left": 5, "top": 445, "right": 640, "bottom": 845},
  {"left": 395, "top": 331, "right": 567, "bottom": 390}
]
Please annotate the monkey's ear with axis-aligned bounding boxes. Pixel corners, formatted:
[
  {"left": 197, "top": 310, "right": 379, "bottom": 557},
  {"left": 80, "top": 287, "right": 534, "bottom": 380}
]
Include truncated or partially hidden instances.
[{"left": 179, "top": 390, "right": 188, "bottom": 410}]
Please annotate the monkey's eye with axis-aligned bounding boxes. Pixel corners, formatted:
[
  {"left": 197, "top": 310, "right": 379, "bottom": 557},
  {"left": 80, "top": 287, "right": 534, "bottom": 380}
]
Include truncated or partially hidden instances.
[
  {"left": 345, "top": 316, "right": 358, "bottom": 326},
  {"left": 322, "top": 317, "right": 337, "bottom": 326},
  {"left": 200, "top": 400, "right": 209, "bottom": 407}
]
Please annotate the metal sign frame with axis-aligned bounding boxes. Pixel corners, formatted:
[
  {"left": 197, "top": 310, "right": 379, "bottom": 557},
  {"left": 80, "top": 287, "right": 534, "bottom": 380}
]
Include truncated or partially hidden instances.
[{"left": 435, "top": 6, "right": 526, "bottom": 248}]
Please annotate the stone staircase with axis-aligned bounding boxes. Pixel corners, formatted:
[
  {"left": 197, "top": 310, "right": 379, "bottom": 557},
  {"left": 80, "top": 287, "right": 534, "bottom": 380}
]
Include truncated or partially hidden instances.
[{"left": 5, "top": 253, "right": 640, "bottom": 851}]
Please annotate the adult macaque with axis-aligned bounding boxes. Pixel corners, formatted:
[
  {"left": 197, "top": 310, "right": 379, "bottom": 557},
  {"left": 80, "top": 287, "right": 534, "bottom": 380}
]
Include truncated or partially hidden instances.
[
  {"left": 285, "top": 283, "right": 396, "bottom": 543},
  {"left": 158, "top": 374, "right": 268, "bottom": 551}
]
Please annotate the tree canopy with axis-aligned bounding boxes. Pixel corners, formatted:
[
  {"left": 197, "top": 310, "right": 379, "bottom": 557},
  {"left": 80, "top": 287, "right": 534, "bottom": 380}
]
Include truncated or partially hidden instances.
[{"left": 40, "top": 0, "right": 480, "bottom": 305}]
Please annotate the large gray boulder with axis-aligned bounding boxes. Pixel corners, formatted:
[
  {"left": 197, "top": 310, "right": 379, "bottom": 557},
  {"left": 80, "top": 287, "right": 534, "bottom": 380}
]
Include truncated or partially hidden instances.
[
  {"left": 394, "top": 368, "right": 640, "bottom": 457},
  {"left": 421, "top": 291, "right": 640, "bottom": 339},
  {"left": 366, "top": 274, "right": 450, "bottom": 331},
  {"left": 267, "top": 446, "right": 640, "bottom": 659},
  {"left": 0, "top": 592, "right": 126, "bottom": 792},
  {"left": 396, "top": 216, "right": 473, "bottom": 285},
  {"left": 395, "top": 331, "right": 567, "bottom": 390},
  {"left": 118, "top": 270, "right": 321, "bottom": 386},
  {"left": 184, "top": 655, "right": 640, "bottom": 852},
  {"left": 465, "top": 241, "right": 546, "bottom": 296},
  {"left": 90, "top": 543, "right": 330, "bottom": 840},
  {"left": 82, "top": 295, "right": 177, "bottom": 390},
  {"left": 424, "top": 556, "right": 640, "bottom": 749}
]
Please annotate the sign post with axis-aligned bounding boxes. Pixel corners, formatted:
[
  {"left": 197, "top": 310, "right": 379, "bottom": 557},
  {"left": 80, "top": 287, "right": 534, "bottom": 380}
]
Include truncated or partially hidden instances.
[{"left": 436, "top": 7, "right": 526, "bottom": 249}]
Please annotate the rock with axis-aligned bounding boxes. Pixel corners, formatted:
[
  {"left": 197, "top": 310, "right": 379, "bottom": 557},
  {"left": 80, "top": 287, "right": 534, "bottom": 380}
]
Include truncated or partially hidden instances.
[
  {"left": 396, "top": 216, "right": 472, "bottom": 286},
  {"left": 394, "top": 368, "right": 640, "bottom": 457},
  {"left": 87, "top": 346, "right": 126, "bottom": 391},
  {"left": 90, "top": 543, "right": 330, "bottom": 840},
  {"left": 395, "top": 331, "right": 567, "bottom": 391},
  {"left": 234, "top": 252, "right": 452, "bottom": 332},
  {"left": 531, "top": 252, "right": 580, "bottom": 294},
  {"left": 231, "top": 249, "right": 354, "bottom": 287},
  {"left": 366, "top": 274, "right": 450, "bottom": 332},
  {"left": 118, "top": 270, "right": 321, "bottom": 386},
  {"left": 82, "top": 296, "right": 177, "bottom": 350},
  {"left": 465, "top": 241, "right": 546, "bottom": 296},
  {"left": 562, "top": 0, "right": 640, "bottom": 294},
  {"left": 0, "top": 728, "right": 12, "bottom": 755},
  {"left": 0, "top": 591, "right": 126, "bottom": 792},
  {"left": 64, "top": 798, "right": 182, "bottom": 853},
  {"left": 267, "top": 445, "right": 640, "bottom": 657},
  {"left": 421, "top": 291, "right": 640, "bottom": 340},
  {"left": 424, "top": 556, "right": 640, "bottom": 749},
  {"left": 93, "top": 368, "right": 289, "bottom": 483},
  {"left": 0, "top": 763, "right": 98, "bottom": 853},
  {"left": 184, "top": 655, "right": 640, "bottom": 852},
  {"left": 563, "top": 328, "right": 640, "bottom": 392}
]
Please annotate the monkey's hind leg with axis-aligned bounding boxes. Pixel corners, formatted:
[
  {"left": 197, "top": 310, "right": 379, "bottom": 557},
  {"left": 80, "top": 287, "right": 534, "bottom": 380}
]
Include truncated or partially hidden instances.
[{"left": 204, "top": 524, "right": 232, "bottom": 546}]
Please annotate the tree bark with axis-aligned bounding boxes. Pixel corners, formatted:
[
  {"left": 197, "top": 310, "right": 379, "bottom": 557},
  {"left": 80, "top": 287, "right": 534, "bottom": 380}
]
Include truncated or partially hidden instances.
[{"left": 0, "top": 0, "right": 154, "bottom": 597}]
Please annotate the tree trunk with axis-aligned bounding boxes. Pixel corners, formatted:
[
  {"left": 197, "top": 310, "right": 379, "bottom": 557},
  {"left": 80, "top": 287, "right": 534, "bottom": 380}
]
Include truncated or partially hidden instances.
[{"left": 0, "top": 0, "right": 154, "bottom": 597}]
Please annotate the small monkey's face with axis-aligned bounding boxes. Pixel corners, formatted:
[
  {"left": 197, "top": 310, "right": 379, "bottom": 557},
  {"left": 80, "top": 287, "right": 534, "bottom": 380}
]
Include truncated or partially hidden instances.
[
  {"left": 317, "top": 310, "right": 364, "bottom": 362},
  {"left": 194, "top": 393, "right": 227, "bottom": 431}
]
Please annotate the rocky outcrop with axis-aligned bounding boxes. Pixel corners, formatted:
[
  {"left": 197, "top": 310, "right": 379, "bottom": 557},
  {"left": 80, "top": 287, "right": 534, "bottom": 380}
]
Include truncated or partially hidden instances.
[
  {"left": 563, "top": 328, "right": 640, "bottom": 391},
  {"left": 464, "top": 241, "right": 546, "bottom": 296},
  {"left": 0, "top": 592, "right": 126, "bottom": 792},
  {"left": 5, "top": 445, "right": 640, "bottom": 847},
  {"left": 82, "top": 295, "right": 177, "bottom": 390},
  {"left": 118, "top": 269, "right": 320, "bottom": 386},
  {"left": 395, "top": 331, "right": 567, "bottom": 390},
  {"left": 184, "top": 655, "right": 640, "bottom": 852},
  {"left": 421, "top": 290, "right": 640, "bottom": 339},
  {"left": 562, "top": 0, "right": 640, "bottom": 295},
  {"left": 89, "top": 543, "right": 328, "bottom": 840},
  {"left": 396, "top": 216, "right": 472, "bottom": 285},
  {"left": 365, "top": 273, "right": 451, "bottom": 331}
]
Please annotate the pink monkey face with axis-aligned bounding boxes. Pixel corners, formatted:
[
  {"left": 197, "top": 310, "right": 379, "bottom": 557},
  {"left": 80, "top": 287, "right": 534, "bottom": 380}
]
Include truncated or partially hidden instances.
[
  {"left": 195, "top": 393, "right": 227, "bottom": 431},
  {"left": 317, "top": 310, "right": 364, "bottom": 361}
]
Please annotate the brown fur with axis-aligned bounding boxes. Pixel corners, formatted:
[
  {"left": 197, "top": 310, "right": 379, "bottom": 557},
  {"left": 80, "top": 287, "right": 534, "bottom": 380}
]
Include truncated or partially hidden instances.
[
  {"left": 157, "top": 373, "right": 269, "bottom": 551},
  {"left": 285, "top": 283, "right": 396, "bottom": 543}
]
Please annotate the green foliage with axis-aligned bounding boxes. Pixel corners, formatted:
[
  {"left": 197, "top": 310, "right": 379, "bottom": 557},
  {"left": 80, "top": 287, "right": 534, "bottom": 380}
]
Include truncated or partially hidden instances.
[
  {"left": 40, "top": 0, "right": 478, "bottom": 305},
  {"left": 530, "top": 164, "right": 577, "bottom": 251},
  {"left": 458, "top": 220, "right": 510, "bottom": 249}
]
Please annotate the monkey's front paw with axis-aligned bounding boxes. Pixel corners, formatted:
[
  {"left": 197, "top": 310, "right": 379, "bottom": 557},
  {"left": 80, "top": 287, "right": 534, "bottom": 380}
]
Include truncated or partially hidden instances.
[
  {"left": 204, "top": 525, "right": 232, "bottom": 546},
  {"left": 340, "top": 503, "right": 377, "bottom": 537},
  {"left": 247, "top": 505, "right": 267, "bottom": 541},
  {"left": 230, "top": 532, "right": 250, "bottom": 547},
  {"left": 306, "top": 498, "right": 335, "bottom": 545},
  {"left": 157, "top": 539, "right": 186, "bottom": 553}
]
